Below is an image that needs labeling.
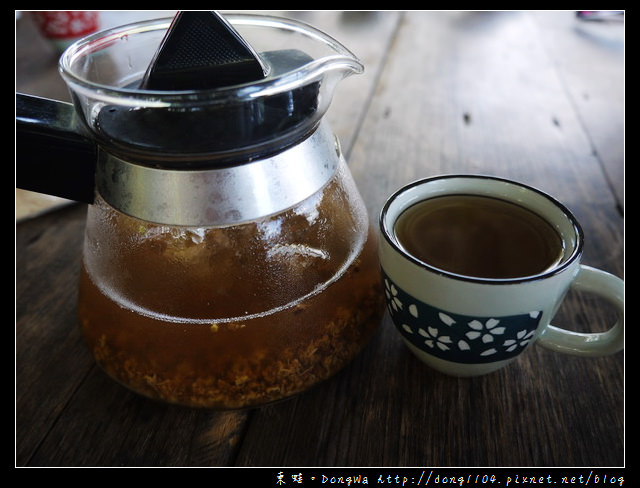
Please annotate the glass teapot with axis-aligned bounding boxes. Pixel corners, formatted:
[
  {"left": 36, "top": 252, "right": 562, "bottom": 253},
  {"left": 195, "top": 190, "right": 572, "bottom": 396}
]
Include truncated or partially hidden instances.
[{"left": 16, "top": 12, "right": 385, "bottom": 409}]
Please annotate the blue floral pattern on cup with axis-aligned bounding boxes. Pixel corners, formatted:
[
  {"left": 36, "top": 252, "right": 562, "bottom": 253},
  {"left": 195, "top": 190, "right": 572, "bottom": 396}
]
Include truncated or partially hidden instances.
[{"left": 383, "top": 273, "right": 542, "bottom": 364}]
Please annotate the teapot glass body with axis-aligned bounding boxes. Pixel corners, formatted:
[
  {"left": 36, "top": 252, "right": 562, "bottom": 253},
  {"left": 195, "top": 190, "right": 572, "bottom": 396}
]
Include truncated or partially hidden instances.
[{"left": 78, "top": 158, "right": 383, "bottom": 408}]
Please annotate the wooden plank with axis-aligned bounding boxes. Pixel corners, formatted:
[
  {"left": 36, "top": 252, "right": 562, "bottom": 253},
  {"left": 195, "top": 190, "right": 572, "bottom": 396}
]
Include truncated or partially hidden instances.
[
  {"left": 530, "top": 11, "right": 624, "bottom": 209},
  {"left": 27, "top": 367, "right": 249, "bottom": 466},
  {"left": 15, "top": 204, "right": 89, "bottom": 465}
]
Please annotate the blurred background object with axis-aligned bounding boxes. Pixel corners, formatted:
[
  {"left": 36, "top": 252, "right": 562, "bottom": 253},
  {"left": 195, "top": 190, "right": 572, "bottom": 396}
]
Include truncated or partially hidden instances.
[
  {"left": 576, "top": 11, "right": 624, "bottom": 22},
  {"left": 30, "top": 11, "right": 100, "bottom": 52}
]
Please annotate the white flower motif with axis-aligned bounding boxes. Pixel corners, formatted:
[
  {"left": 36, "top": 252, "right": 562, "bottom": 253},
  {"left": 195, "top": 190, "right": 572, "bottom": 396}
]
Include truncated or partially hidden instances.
[
  {"left": 384, "top": 279, "right": 403, "bottom": 312},
  {"left": 480, "top": 348, "right": 498, "bottom": 356},
  {"left": 458, "top": 340, "right": 470, "bottom": 351},
  {"left": 401, "top": 324, "right": 413, "bottom": 334},
  {"left": 419, "top": 327, "right": 452, "bottom": 351},
  {"left": 503, "top": 329, "right": 535, "bottom": 352},
  {"left": 439, "top": 312, "right": 456, "bottom": 326},
  {"left": 409, "top": 304, "right": 419, "bottom": 318},
  {"left": 466, "top": 318, "right": 506, "bottom": 343}
]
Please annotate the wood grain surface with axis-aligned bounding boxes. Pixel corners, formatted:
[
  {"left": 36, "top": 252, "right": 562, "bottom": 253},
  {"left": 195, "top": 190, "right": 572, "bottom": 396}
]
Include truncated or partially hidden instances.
[{"left": 16, "top": 11, "right": 624, "bottom": 469}]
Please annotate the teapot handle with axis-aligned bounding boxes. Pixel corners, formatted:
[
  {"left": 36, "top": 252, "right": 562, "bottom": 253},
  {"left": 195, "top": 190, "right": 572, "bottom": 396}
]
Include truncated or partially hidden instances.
[{"left": 16, "top": 93, "right": 96, "bottom": 204}]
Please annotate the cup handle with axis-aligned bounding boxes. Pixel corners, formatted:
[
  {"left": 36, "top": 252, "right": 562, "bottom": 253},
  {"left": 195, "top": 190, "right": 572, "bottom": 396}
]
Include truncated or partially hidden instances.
[{"left": 537, "top": 265, "right": 624, "bottom": 356}]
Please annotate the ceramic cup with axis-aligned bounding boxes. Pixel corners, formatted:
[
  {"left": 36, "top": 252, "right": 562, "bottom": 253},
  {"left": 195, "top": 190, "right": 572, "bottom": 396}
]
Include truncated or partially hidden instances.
[{"left": 379, "top": 175, "right": 624, "bottom": 376}]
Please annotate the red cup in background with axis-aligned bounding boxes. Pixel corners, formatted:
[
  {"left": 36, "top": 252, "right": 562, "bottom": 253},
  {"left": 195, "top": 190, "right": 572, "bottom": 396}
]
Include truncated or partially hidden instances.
[{"left": 30, "top": 11, "right": 100, "bottom": 52}]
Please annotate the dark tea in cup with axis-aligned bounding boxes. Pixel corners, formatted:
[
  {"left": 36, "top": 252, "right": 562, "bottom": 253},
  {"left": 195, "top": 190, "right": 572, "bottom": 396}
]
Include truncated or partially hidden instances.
[{"left": 393, "top": 194, "right": 564, "bottom": 279}]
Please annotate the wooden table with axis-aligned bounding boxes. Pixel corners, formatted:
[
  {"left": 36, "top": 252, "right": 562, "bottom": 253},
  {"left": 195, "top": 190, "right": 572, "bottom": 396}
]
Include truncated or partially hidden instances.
[{"left": 16, "top": 11, "right": 624, "bottom": 473}]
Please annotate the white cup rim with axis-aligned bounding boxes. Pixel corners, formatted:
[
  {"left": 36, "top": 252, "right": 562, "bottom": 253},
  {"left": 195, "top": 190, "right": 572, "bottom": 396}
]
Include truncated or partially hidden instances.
[{"left": 379, "top": 174, "right": 584, "bottom": 284}]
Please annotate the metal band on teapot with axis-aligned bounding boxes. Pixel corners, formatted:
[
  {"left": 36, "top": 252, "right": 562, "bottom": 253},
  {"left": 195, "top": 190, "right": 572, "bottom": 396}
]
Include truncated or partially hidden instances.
[{"left": 95, "top": 121, "right": 341, "bottom": 226}]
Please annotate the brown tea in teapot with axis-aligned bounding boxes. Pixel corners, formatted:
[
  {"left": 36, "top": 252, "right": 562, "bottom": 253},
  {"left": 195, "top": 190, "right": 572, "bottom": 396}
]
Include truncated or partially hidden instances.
[{"left": 78, "top": 172, "right": 384, "bottom": 408}]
